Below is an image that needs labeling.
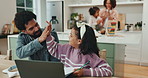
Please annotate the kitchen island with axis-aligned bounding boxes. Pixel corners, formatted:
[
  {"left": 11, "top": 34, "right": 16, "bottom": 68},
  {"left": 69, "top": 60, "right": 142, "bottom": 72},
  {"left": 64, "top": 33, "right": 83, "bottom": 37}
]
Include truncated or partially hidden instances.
[{"left": 7, "top": 31, "right": 142, "bottom": 77}]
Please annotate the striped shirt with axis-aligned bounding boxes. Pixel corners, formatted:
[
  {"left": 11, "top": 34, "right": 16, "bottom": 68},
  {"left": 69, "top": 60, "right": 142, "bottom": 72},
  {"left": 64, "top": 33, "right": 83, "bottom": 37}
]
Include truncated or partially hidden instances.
[{"left": 46, "top": 35, "right": 113, "bottom": 77}]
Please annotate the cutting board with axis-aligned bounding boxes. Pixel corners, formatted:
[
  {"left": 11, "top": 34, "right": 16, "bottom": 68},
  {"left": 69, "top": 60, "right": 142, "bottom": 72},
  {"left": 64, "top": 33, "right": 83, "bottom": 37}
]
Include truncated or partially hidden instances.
[{"left": 118, "top": 13, "right": 126, "bottom": 30}]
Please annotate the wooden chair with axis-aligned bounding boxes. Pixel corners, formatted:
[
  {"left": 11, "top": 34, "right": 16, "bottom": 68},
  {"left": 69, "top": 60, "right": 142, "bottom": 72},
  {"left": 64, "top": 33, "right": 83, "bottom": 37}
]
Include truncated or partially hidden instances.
[{"left": 99, "top": 49, "right": 107, "bottom": 60}]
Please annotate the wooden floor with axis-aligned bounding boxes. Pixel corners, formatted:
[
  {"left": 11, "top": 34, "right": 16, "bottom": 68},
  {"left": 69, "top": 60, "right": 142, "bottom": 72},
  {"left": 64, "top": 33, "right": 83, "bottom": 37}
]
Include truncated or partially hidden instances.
[{"left": 124, "top": 64, "right": 148, "bottom": 78}]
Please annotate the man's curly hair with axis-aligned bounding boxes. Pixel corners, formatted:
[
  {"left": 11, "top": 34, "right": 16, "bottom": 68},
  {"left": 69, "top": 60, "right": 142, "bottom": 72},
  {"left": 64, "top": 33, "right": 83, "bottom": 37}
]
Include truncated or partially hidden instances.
[{"left": 14, "top": 11, "right": 36, "bottom": 30}]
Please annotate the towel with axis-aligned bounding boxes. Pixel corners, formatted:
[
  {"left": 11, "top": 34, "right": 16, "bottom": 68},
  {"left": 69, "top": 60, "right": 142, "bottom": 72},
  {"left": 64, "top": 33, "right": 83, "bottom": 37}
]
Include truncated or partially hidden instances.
[{"left": 2, "top": 66, "right": 19, "bottom": 78}]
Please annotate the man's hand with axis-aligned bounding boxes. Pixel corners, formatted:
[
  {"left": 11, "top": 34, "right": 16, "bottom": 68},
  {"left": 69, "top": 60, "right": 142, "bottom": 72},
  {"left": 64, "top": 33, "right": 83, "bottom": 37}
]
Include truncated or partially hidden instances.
[{"left": 38, "top": 21, "right": 52, "bottom": 43}]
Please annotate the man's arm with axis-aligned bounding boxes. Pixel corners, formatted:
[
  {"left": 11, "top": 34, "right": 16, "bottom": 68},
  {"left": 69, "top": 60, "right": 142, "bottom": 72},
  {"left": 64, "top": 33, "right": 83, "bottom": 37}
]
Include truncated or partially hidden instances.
[{"left": 16, "top": 34, "right": 44, "bottom": 59}]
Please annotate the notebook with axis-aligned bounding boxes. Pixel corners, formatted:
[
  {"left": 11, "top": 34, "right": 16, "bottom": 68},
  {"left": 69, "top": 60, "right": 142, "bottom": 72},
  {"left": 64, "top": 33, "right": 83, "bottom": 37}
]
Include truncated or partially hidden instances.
[{"left": 15, "top": 60, "right": 66, "bottom": 78}]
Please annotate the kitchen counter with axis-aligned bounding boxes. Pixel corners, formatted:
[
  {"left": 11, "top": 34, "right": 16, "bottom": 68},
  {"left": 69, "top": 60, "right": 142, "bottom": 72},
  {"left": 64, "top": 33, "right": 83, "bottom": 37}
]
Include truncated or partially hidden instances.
[
  {"left": 7, "top": 31, "right": 128, "bottom": 77},
  {"left": 57, "top": 31, "right": 142, "bottom": 45},
  {"left": 0, "top": 35, "right": 7, "bottom": 39},
  {"left": 7, "top": 31, "right": 142, "bottom": 45}
]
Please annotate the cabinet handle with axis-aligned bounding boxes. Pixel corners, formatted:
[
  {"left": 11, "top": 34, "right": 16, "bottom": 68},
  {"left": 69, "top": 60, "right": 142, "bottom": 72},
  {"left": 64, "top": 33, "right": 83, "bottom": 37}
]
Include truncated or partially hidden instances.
[{"left": 143, "top": 23, "right": 146, "bottom": 25}]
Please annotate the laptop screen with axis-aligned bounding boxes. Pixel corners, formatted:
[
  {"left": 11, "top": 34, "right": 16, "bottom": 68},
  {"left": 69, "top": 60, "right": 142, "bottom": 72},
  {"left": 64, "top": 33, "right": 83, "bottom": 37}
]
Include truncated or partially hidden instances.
[{"left": 15, "top": 60, "right": 65, "bottom": 78}]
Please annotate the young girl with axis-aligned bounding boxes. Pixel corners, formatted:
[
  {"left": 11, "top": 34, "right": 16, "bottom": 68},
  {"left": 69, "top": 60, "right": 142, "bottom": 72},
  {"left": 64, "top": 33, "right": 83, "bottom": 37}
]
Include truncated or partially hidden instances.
[
  {"left": 88, "top": 6, "right": 103, "bottom": 31},
  {"left": 46, "top": 22, "right": 112, "bottom": 77}
]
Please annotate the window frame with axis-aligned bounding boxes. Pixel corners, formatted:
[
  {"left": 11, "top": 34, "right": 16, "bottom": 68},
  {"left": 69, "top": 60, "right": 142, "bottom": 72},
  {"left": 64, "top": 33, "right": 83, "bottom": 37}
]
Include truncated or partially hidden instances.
[{"left": 16, "top": 0, "right": 36, "bottom": 13}]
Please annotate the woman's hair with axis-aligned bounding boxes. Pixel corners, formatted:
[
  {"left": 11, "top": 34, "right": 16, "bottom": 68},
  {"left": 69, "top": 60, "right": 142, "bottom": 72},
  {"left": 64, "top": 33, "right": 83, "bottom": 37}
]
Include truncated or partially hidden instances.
[
  {"left": 72, "top": 25, "right": 100, "bottom": 57},
  {"left": 104, "top": 0, "right": 116, "bottom": 9},
  {"left": 89, "top": 6, "right": 100, "bottom": 16},
  {"left": 14, "top": 11, "right": 36, "bottom": 30}
]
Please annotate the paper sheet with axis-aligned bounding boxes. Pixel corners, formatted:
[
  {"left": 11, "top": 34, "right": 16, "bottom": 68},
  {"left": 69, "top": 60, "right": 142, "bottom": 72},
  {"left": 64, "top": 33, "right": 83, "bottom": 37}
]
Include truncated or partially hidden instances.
[{"left": 64, "top": 67, "right": 79, "bottom": 75}]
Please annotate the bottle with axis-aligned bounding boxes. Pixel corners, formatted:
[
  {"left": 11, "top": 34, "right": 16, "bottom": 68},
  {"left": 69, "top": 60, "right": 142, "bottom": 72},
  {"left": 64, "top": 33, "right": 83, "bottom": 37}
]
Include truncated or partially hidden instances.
[
  {"left": 118, "top": 21, "right": 120, "bottom": 31},
  {"left": 50, "top": 16, "right": 59, "bottom": 31},
  {"left": 130, "top": 24, "right": 134, "bottom": 31}
]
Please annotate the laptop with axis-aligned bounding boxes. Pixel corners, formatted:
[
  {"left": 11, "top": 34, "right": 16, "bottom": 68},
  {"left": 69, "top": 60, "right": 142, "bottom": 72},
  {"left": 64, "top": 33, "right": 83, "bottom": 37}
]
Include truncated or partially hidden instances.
[{"left": 15, "top": 60, "right": 65, "bottom": 78}]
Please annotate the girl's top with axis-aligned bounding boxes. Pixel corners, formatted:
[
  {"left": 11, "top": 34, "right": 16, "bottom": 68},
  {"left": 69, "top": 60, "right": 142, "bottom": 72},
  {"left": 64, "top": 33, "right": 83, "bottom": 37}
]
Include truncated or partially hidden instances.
[{"left": 46, "top": 35, "right": 113, "bottom": 77}]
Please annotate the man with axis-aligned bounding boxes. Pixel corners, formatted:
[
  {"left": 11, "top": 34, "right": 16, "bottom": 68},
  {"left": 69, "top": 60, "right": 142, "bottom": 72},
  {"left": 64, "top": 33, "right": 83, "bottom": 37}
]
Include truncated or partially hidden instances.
[
  {"left": 14, "top": 11, "right": 59, "bottom": 61},
  {"left": 2, "top": 11, "right": 59, "bottom": 77}
]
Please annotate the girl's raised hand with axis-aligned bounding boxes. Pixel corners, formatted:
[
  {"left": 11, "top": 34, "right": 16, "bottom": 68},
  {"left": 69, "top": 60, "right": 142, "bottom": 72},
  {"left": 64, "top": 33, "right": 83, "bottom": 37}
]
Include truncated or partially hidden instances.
[
  {"left": 46, "top": 21, "right": 52, "bottom": 33},
  {"left": 38, "top": 21, "right": 52, "bottom": 43}
]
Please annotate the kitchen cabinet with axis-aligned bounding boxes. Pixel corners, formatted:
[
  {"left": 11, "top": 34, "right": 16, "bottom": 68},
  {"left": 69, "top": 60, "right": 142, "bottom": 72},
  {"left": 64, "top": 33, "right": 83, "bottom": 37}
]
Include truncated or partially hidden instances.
[
  {"left": 59, "top": 40, "right": 125, "bottom": 77},
  {"left": 125, "top": 44, "right": 141, "bottom": 64},
  {"left": 98, "top": 43, "right": 125, "bottom": 77}
]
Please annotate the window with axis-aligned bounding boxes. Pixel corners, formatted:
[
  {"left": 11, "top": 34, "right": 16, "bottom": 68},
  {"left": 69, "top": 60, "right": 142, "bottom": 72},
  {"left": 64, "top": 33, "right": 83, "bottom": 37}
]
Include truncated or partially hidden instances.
[{"left": 16, "top": 0, "right": 34, "bottom": 12}]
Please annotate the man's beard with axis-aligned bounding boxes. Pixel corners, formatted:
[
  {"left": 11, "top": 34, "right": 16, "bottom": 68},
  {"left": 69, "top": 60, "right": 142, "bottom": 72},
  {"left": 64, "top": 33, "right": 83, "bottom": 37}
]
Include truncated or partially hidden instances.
[{"left": 30, "top": 29, "right": 42, "bottom": 39}]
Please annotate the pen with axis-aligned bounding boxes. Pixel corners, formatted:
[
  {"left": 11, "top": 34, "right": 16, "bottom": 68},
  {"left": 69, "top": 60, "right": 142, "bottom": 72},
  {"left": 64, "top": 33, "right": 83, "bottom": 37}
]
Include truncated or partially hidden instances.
[{"left": 75, "top": 61, "right": 90, "bottom": 72}]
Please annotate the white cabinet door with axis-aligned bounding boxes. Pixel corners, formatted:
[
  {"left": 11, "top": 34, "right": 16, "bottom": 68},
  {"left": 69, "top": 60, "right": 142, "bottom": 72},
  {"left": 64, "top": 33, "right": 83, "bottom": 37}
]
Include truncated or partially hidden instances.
[{"left": 141, "top": 0, "right": 148, "bottom": 66}]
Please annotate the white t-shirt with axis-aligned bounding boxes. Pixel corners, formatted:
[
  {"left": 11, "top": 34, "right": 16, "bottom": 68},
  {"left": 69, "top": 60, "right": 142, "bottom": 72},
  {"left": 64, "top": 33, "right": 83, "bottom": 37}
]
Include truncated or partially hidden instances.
[{"left": 88, "top": 16, "right": 102, "bottom": 29}]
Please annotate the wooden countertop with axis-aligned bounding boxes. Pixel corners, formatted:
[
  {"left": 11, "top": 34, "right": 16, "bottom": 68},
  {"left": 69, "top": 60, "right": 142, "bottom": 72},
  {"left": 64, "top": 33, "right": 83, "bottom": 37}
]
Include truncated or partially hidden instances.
[
  {"left": 0, "top": 59, "right": 19, "bottom": 78},
  {"left": 0, "top": 35, "right": 7, "bottom": 39}
]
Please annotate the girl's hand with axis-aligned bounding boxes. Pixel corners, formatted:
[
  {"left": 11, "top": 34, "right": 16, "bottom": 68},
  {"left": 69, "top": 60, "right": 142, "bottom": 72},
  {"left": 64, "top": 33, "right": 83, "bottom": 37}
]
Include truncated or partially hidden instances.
[
  {"left": 73, "top": 69, "right": 84, "bottom": 77},
  {"left": 46, "top": 21, "right": 52, "bottom": 33},
  {"left": 38, "top": 21, "right": 52, "bottom": 43}
]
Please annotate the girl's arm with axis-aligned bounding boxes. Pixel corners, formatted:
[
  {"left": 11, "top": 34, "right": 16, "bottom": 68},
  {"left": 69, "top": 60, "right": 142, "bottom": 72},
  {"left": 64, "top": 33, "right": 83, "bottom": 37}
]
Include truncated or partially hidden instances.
[
  {"left": 46, "top": 21, "right": 71, "bottom": 59},
  {"left": 83, "top": 62, "right": 113, "bottom": 77},
  {"left": 46, "top": 35, "right": 71, "bottom": 60},
  {"left": 82, "top": 59, "right": 112, "bottom": 77}
]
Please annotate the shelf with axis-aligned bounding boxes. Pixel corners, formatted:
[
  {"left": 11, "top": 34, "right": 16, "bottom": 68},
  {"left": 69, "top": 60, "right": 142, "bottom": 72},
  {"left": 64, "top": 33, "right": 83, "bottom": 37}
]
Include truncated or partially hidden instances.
[
  {"left": 117, "top": 1, "right": 143, "bottom": 5},
  {"left": 68, "top": 1, "right": 143, "bottom": 7}
]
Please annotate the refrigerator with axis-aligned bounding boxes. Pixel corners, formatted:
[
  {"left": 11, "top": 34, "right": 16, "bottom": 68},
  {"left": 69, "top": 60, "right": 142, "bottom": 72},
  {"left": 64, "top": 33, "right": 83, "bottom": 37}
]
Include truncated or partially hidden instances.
[{"left": 46, "top": 1, "right": 64, "bottom": 32}]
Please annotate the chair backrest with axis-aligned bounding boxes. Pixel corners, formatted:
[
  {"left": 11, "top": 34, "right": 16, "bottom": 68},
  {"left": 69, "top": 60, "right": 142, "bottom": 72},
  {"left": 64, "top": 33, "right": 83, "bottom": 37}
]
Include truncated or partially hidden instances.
[{"left": 99, "top": 49, "right": 107, "bottom": 60}]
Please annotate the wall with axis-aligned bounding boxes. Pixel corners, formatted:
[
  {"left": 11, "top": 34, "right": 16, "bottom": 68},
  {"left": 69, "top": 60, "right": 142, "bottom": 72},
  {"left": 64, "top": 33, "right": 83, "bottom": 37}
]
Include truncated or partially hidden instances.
[
  {"left": 36, "top": 0, "right": 47, "bottom": 28},
  {"left": 0, "top": 0, "right": 16, "bottom": 55},
  {"left": 141, "top": 0, "right": 148, "bottom": 66},
  {"left": 0, "top": 0, "right": 16, "bottom": 34},
  {"left": 116, "top": 4, "right": 143, "bottom": 24}
]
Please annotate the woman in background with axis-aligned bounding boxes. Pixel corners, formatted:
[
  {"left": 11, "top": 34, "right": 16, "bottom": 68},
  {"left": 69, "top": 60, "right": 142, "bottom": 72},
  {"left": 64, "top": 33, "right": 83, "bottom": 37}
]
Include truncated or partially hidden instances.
[{"left": 99, "top": 0, "right": 118, "bottom": 28}]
